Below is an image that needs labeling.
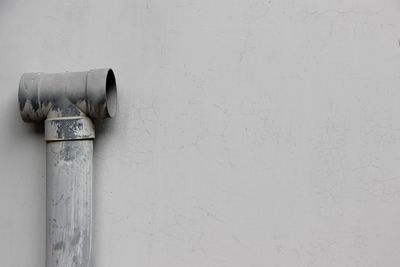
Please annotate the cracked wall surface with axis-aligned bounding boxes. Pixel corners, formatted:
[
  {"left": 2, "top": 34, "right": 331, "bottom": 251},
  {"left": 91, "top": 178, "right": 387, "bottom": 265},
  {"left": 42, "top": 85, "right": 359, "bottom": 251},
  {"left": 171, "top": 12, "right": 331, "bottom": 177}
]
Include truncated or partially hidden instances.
[{"left": 1, "top": 0, "right": 400, "bottom": 266}]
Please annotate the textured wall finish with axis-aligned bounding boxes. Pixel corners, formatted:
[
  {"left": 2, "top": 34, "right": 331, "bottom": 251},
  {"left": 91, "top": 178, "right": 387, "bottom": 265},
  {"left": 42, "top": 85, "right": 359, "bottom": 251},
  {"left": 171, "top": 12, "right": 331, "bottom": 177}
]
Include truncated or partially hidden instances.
[{"left": 1, "top": 0, "right": 400, "bottom": 266}]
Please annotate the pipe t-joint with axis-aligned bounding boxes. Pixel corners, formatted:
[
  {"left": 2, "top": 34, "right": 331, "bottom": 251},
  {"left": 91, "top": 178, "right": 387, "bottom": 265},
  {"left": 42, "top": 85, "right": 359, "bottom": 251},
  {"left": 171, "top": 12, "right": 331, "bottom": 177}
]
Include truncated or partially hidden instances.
[{"left": 18, "top": 68, "right": 117, "bottom": 140}]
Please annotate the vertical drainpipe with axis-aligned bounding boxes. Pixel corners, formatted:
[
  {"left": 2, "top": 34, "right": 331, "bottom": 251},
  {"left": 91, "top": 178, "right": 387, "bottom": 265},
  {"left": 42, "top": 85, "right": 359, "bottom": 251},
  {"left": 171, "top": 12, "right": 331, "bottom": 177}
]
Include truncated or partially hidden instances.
[{"left": 18, "top": 69, "right": 117, "bottom": 267}]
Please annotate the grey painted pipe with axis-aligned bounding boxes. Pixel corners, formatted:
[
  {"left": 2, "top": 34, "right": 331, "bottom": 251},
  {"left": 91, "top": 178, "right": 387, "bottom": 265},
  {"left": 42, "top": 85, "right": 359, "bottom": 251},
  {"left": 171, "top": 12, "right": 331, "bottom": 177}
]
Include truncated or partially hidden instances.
[{"left": 18, "top": 69, "right": 117, "bottom": 267}]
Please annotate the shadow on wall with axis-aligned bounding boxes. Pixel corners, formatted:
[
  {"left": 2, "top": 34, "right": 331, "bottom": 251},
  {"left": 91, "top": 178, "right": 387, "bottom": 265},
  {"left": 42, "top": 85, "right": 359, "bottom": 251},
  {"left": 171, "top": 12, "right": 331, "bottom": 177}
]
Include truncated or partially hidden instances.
[{"left": 94, "top": 116, "right": 118, "bottom": 140}]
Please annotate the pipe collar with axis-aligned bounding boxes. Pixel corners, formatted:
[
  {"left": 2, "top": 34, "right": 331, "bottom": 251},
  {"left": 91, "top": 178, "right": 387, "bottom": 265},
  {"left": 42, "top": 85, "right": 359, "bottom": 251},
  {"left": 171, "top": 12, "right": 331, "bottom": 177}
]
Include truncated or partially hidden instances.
[{"left": 45, "top": 117, "right": 95, "bottom": 141}]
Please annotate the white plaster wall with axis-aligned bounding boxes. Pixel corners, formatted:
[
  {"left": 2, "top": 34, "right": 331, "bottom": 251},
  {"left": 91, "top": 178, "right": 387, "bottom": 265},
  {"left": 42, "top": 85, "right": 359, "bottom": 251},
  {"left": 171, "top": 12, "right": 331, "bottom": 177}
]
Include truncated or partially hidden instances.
[{"left": 1, "top": 0, "right": 400, "bottom": 266}]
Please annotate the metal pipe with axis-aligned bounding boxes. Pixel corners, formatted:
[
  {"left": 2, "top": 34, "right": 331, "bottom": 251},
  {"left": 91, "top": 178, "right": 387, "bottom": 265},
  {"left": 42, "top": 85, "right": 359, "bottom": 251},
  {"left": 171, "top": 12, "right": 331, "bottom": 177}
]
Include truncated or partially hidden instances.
[{"left": 18, "top": 68, "right": 117, "bottom": 267}]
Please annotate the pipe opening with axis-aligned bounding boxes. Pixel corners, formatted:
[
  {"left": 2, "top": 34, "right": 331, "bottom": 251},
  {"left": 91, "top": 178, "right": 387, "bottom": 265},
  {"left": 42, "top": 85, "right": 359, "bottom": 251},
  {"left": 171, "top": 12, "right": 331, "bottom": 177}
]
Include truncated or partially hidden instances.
[{"left": 106, "top": 69, "right": 117, "bottom": 117}]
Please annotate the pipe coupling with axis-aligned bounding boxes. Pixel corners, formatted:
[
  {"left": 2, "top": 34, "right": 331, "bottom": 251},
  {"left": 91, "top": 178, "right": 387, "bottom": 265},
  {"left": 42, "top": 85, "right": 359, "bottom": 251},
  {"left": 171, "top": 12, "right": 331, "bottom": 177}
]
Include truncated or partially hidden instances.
[{"left": 45, "top": 116, "right": 95, "bottom": 141}]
